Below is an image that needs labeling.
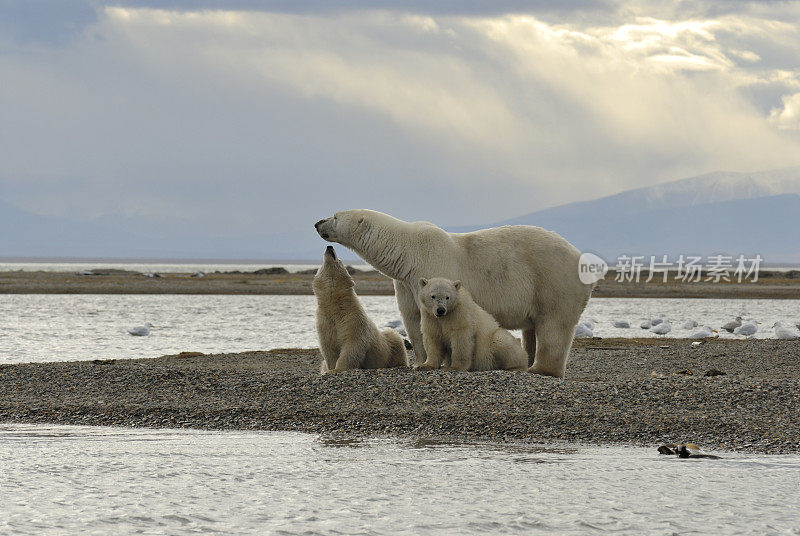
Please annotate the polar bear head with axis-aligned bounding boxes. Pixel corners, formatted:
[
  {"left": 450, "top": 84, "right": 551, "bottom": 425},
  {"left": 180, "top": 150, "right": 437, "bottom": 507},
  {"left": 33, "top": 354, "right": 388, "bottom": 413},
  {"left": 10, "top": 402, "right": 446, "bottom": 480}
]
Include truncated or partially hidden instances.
[
  {"left": 314, "top": 209, "right": 406, "bottom": 249},
  {"left": 315, "top": 210, "right": 369, "bottom": 248},
  {"left": 418, "top": 277, "right": 461, "bottom": 318},
  {"left": 312, "top": 246, "right": 354, "bottom": 296}
]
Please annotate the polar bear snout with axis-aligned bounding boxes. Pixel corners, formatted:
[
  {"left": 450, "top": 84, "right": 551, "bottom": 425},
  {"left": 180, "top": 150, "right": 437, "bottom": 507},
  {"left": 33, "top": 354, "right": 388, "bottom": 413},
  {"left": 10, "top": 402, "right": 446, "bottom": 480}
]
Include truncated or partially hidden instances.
[
  {"left": 314, "top": 218, "right": 330, "bottom": 239},
  {"left": 436, "top": 306, "right": 446, "bottom": 317}
]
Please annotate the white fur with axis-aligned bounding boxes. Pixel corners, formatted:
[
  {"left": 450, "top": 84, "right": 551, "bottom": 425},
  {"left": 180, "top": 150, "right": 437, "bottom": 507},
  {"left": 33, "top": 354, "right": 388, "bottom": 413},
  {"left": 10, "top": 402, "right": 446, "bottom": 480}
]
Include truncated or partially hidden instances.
[
  {"left": 312, "top": 247, "right": 408, "bottom": 373},
  {"left": 315, "top": 209, "right": 592, "bottom": 377},
  {"left": 417, "top": 278, "right": 528, "bottom": 371}
]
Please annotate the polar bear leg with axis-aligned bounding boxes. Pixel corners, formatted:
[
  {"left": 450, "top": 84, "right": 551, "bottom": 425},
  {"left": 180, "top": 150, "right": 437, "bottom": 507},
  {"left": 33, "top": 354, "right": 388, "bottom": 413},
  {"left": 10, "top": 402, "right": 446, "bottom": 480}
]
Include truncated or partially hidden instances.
[
  {"left": 528, "top": 315, "right": 573, "bottom": 378},
  {"left": 522, "top": 328, "right": 536, "bottom": 368},
  {"left": 395, "top": 280, "right": 426, "bottom": 366},
  {"left": 447, "top": 333, "right": 474, "bottom": 371},
  {"left": 417, "top": 329, "right": 444, "bottom": 370},
  {"left": 331, "top": 343, "right": 365, "bottom": 372}
]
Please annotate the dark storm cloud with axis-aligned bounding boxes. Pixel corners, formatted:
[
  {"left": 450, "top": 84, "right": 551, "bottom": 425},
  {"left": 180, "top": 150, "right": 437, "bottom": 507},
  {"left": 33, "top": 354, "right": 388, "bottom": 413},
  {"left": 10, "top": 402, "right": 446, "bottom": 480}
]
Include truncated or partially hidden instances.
[{"left": 0, "top": 0, "right": 97, "bottom": 45}]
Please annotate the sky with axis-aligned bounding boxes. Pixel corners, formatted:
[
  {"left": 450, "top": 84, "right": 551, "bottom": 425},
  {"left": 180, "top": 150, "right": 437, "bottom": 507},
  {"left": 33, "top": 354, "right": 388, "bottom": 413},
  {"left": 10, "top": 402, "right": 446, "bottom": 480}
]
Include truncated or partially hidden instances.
[{"left": 2, "top": 0, "right": 800, "bottom": 235}]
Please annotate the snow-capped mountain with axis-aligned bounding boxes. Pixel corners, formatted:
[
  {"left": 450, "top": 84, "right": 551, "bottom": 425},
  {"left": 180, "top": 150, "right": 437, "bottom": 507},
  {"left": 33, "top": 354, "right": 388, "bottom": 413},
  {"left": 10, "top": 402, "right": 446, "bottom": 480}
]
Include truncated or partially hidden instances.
[{"left": 610, "top": 167, "right": 800, "bottom": 210}]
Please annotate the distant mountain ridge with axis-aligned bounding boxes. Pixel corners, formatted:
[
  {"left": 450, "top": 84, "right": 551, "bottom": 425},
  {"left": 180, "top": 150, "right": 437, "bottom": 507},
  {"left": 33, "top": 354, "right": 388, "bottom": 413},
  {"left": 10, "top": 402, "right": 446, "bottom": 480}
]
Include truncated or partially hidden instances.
[
  {"left": 496, "top": 167, "right": 800, "bottom": 224},
  {"left": 3, "top": 167, "right": 799, "bottom": 262},
  {"left": 455, "top": 167, "right": 800, "bottom": 263}
]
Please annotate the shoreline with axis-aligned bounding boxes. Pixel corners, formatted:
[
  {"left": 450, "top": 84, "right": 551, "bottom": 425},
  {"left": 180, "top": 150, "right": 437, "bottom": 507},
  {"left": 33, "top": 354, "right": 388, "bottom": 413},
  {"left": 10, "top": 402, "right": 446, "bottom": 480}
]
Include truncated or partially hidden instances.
[
  {"left": 1, "top": 270, "right": 799, "bottom": 298},
  {"left": 2, "top": 338, "right": 798, "bottom": 454}
]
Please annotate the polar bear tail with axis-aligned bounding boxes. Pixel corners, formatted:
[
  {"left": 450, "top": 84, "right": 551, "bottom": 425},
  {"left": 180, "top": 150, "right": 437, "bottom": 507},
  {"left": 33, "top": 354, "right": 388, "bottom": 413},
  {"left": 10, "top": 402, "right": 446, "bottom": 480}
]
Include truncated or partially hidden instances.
[{"left": 382, "top": 329, "right": 409, "bottom": 368}]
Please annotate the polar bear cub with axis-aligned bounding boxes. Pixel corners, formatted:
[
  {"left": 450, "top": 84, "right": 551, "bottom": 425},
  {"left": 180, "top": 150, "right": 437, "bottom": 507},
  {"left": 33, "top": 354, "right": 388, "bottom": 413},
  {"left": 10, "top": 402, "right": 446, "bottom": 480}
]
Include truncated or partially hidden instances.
[
  {"left": 416, "top": 278, "right": 528, "bottom": 372},
  {"left": 313, "top": 246, "right": 408, "bottom": 373}
]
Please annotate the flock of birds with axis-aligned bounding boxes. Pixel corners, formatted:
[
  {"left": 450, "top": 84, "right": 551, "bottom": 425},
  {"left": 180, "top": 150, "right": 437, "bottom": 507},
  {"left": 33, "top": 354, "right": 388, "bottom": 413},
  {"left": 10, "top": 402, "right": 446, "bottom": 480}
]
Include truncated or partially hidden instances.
[{"left": 575, "top": 315, "right": 800, "bottom": 340}]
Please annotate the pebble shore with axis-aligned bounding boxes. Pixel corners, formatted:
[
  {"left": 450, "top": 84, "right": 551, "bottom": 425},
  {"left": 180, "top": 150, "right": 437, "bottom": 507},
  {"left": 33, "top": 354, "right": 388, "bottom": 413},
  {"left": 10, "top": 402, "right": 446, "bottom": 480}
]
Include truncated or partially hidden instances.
[{"left": 1, "top": 338, "right": 798, "bottom": 454}]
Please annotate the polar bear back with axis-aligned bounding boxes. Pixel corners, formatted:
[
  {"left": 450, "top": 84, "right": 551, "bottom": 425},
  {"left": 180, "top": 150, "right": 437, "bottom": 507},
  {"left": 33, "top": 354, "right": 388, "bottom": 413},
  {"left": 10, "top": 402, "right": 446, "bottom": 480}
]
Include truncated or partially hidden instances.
[{"left": 444, "top": 226, "right": 584, "bottom": 329}]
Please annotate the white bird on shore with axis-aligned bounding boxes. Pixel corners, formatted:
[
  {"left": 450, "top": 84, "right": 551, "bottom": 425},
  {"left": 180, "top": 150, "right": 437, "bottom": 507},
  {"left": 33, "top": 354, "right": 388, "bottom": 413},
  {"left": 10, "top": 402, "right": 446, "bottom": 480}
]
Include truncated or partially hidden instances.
[
  {"left": 640, "top": 320, "right": 652, "bottom": 329},
  {"left": 734, "top": 321, "right": 759, "bottom": 337},
  {"left": 651, "top": 321, "right": 672, "bottom": 335},
  {"left": 721, "top": 316, "right": 743, "bottom": 333},
  {"left": 613, "top": 320, "right": 630, "bottom": 328},
  {"left": 773, "top": 322, "right": 799, "bottom": 340},
  {"left": 128, "top": 322, "right": 153, "bottom": 336},
  {"left": 574, "top": 322, "right": 594, "bottom": 338},
  {"left": 689, "top": 326, "right": 718, "bottom": 339},
  {"left": 681, "top": 320, "right": 698, "bottom": 330}
]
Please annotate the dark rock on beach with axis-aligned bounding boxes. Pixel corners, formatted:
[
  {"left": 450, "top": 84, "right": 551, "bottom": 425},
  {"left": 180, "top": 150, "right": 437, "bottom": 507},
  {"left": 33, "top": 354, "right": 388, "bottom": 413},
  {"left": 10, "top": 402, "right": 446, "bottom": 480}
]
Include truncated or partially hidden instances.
[
  {"left": 252, "top": 267, "right": 289, "bottom": 275},
  {"left": 1, "top": 338, "right": 798, "bottom": 454}
]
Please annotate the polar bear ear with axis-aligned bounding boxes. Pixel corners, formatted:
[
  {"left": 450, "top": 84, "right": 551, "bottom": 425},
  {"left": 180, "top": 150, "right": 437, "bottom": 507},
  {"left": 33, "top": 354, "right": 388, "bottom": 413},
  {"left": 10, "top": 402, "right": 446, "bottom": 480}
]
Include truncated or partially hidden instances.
[
  {"left": 452, "top": 280, "right": 461, "bottom": 290},
  {"left": 418, "top": 278, "right": 428, "bottom": 288}
]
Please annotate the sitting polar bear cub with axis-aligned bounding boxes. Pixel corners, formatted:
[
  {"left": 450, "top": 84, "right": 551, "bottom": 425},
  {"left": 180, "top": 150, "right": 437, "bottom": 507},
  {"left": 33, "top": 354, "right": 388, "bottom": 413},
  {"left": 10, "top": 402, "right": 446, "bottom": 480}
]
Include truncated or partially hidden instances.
[
  {"left": 313, "top": 246, "right": 408, "bottom": 373},
  {"left": 417, "top": 277, "right": 528, "bottom": 372}
]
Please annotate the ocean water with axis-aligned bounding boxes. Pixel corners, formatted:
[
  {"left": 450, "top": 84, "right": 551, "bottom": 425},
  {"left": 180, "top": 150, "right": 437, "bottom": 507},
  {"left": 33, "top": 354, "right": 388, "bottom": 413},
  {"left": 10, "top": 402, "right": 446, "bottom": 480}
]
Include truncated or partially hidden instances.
[
  {"left": 1, "top": 295, "right": 798, "bottom": 364},
  {"left": 3, "top": 261, "right": 798, "bottom": 273},
  {"left": 1, "top": 424, "right": 798, "bottom": 536},
  {"left": 0, "top": 261, "right": 371, "bottom": 274}
]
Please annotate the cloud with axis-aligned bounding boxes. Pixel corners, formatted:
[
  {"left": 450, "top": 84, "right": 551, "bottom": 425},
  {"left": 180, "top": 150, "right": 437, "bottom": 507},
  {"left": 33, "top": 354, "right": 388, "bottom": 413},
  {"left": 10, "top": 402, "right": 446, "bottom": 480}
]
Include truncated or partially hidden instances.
[
  {"left": 1, "top": 3, "right": 800, "bottom": 235},
  {"left": 99, "top": 0, "right": 617, "bottom": 17},
  {"left": 770, "top": 92, "right": 800, "bottom": 130},
  {"left": 0, "top": 0, "right": 97, "bottom": 46}
]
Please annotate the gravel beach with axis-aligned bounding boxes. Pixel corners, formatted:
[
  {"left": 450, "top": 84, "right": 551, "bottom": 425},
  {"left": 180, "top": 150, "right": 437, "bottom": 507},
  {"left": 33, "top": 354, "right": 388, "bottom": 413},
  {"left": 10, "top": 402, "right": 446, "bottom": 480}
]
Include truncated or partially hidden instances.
[{"left": 2, "top": 338, "right": 798, "bottom": 454}]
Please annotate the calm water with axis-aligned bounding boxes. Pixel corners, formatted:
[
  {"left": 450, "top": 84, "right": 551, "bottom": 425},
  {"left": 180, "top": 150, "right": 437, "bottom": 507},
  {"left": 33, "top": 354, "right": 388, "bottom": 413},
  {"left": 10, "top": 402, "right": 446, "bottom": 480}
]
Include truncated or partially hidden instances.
[
  {"left": 3, "top": 261, "right": 798, "bottom": 273},
  {"left": 1, "top": 295, "right": 799, "bottom": 364},
  {"left": 1, "top": 424, "right": 799, "bottom": 535},
  {"left": 0, "top": 261, "right": 370, "bottom": 273}
]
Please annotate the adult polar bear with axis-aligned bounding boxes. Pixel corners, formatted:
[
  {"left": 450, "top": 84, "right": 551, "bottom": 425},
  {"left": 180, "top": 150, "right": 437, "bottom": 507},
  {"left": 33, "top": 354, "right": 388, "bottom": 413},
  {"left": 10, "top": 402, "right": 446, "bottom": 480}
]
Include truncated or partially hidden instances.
[{"left": 314, "top": 210, "right": 592, "bottom": 378}]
